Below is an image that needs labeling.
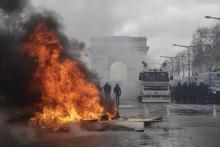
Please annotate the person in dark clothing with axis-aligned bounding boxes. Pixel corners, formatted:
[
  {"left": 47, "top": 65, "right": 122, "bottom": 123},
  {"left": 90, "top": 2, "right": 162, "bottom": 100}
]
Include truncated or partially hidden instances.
[
  {"left": 114, "top": 84, "right": 121, "bottom": 108},
  {"left": 182, "top": 83, "right": 187, "bottom": 103},
  {"left": 197, "top": 83, "right": 204, "bottom": 103},
  {"left": 191, "top": 82, "right": 197, "bottom": 104},
  {"left": 195, "top": 83, "right": 200, "bottom": 104},
  {"left": 103, "top": 82, "right": 111, "bottom": 104},
  {"left": 175, "top": 83, "right": 181, "bottom": 103},
  {"left": 170, "top": 85, "right": 175, "bottom": 103},
  {"left": 202, "top": 83, "right": 209, "bottom": 103}
]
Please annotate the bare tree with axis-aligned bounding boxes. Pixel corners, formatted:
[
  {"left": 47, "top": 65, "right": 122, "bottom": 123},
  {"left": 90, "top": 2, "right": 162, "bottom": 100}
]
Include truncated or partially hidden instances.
[
  {"left": 175, "top": 51, "right": 188, "bottom": 78},
  {"left": 191, "top": 24, "right": 220, "bottom": 72}
]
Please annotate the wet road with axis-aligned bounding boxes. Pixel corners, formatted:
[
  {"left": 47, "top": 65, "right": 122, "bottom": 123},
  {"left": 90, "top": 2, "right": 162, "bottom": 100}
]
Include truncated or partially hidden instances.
[
  {"left": 1, "top": 102, "right": 220, "bottom": 147},
  {"left": 119, "top": 102, "right": 220, "bottom": 147}
]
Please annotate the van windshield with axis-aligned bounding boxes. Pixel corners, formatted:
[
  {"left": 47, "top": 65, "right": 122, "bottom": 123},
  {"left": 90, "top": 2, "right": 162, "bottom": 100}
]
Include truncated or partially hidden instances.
[
  {"left": 140, "top": 72, "right": 169, "bottom": 82},
  {"left": 211, "top": 73, "right": 220, "bottom": 80}
]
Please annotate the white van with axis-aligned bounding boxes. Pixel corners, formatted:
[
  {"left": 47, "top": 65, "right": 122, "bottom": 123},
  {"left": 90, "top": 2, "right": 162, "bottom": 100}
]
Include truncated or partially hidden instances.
[{"left": 197, "top": 72, "right": 220, "bottom": 93}]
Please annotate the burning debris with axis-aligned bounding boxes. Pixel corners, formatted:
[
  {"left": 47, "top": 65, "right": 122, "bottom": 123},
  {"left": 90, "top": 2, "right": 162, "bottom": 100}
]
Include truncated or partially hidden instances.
[
  {"left": 24, "top": 22, "right": 116, "bottom": 129},
  {"left": 0, "top": 0, "right": 117, "bottom": 130}
]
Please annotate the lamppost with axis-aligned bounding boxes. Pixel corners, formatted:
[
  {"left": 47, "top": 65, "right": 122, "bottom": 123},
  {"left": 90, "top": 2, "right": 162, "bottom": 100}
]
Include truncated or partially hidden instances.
[
  {"left": 205, "top": 16, "right": 220, "bottom": 20},
  {"left": 176, "top": 55, "right": 185, "bottom": 78},
  {"left": 173, "top": 44, "right": 194, "bottom": 83}
]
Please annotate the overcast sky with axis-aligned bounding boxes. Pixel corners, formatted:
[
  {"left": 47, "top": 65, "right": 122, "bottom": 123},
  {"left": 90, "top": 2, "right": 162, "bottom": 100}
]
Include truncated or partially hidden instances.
[{"left": 32, "top": 0, "right": 220, "bottom": 67}]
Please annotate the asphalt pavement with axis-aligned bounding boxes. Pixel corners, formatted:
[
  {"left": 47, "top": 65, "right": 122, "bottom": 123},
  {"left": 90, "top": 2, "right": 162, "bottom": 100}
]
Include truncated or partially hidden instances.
[{"left": 0, "top": 101, "right": 220, "bottom": 147}]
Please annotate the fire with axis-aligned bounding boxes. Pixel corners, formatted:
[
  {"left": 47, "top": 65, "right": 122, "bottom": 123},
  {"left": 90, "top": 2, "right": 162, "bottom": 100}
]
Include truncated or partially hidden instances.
[{"left": 24, "top": 23, "right": 115, "bottom": 129}]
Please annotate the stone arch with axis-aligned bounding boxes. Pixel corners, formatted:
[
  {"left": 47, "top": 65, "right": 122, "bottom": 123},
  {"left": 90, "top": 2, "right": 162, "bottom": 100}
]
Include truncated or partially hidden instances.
[
  {"left": 109, "top": 61, "right": 127, "bottom": 99},
  {"left": 110, "top": 61, "right": 127, "bottom": 82},
  {"left": 88, "top": 36, "right": 149, "bottom": 99}
]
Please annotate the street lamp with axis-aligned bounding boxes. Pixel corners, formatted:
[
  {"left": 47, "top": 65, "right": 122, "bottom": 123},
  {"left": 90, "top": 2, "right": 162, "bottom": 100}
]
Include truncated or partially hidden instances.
[
  {"left": 172, "top": 44, "right": 194, "bottom": 83},
  {"left": 173, "top": 44, "right": 195, "bottom": 48},
  {"left": 205, "top": 16, "right": 220, "bottom": 20},
  {"left": 176, "top": 55, "right": 185, "bottom": 78}
]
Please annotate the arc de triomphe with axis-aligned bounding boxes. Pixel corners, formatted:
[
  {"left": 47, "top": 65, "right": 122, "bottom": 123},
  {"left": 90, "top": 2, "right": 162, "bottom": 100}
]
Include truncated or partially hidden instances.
[{"left": 88, "top": 36, "right": 149, "bottom": 99}]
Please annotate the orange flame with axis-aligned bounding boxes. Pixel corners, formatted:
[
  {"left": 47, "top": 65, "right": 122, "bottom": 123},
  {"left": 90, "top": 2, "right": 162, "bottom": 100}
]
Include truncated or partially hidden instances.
[{"left": 24, "top": 23, "right": 115, "bottom": 129}]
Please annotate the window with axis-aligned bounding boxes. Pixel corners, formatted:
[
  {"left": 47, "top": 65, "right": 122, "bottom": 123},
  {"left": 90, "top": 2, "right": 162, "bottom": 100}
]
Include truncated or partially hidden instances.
[{"left": 141, "top": 72, "right": 169, "bottom": 82}]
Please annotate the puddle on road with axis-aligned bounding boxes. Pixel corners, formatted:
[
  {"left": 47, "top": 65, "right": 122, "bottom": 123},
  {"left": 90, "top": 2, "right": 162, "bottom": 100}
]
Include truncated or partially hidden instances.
[
  {"left": 137, "top": 132, "right": 156, "bottom": 146},
  {"left": 172, "top": 109, "right": 212, "bottom": 116}
]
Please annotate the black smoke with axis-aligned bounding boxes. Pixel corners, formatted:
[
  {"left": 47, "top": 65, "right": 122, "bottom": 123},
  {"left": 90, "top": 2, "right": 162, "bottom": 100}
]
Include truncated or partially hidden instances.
[
  {"left": 0, "top": 12, "right": 64, "bottom": 106},
  {"left": 0, "top": 0, "right": 33, "bottom": 106},
  {"left": 0, "top": 3, "right": 98, "bottom": 107},
  {"left": 0, "top": 0, "right": 28, "bottom": 14},
  {"left": 0, "top": 21, "right": 36, "bottom": 106}
]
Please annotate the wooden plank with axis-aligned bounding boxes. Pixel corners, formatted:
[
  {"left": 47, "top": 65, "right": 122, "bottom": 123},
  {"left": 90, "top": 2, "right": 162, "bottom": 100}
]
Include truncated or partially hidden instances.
[
  {"left": 120, "top": 116, "right": 162, "bottom": 122},
  {"left": 118, "top": 104, "right": 135, "bottom": 109},
  {"left": 56, "top": 115, "right": 162, "bottom": 132}
]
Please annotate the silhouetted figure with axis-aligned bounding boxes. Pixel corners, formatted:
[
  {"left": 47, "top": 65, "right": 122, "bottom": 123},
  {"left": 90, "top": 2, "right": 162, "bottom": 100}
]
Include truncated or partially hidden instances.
[
  {"left": 190, "top": 82, "right": 197, "bottom": 103},
  {"left": 103, "top": 82, "right": 111, "bottom": 104},
  {"left": 202, "top": 83, "right": 209, "bottom": 104},
  {"left": 175, "top": 83, "right": 181, "bottom": 103},
  {"left": 197, "top": 83, "right": 204, "bottom": 104},
  {"left": 170, "top": 85, "right": 175, "bottom": 102},
  {"left": 195, "top": 83, "right": 200, "bottom": 104},
  {"left": 181, "top": 83, "right": 187, "bottom": 103},
  {"left": 114, "top": 84, "right": 121, "bottom": 108}
]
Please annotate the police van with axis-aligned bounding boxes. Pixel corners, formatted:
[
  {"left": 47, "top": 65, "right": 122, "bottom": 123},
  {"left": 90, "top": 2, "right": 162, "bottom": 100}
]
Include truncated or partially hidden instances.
[
  {"left": 138, "top": 69, "right": 171, "bottom": 103},
  {"left": 197, "top": 72, "right": 220, "bottom": 95}
]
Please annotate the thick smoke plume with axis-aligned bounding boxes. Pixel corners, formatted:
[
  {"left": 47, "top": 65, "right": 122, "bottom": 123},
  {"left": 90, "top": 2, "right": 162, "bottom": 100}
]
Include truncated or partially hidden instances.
[
  {"left": 0, "top": 1, "right": 96, "bottom": 108},
  {"left": 0, "top": 0, "right": 28, "bottom": 13}
]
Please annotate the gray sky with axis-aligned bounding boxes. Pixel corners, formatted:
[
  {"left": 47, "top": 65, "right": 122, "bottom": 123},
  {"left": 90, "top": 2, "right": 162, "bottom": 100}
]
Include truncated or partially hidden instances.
[{"left": 32, "top": 0, "right": 220, "bottom": 67}]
